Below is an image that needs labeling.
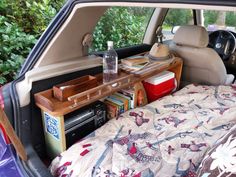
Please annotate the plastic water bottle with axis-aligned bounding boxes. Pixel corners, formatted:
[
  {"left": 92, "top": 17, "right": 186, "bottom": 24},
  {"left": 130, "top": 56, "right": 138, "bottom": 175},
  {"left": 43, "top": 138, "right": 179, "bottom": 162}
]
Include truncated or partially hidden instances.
[{"left": 103, "top": 41, "right": 118, "bottom": 83}]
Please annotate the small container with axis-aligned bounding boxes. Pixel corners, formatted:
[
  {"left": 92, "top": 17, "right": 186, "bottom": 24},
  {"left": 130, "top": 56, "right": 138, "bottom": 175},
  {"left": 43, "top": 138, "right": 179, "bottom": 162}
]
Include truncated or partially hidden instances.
[
  {"left": 53, "top": 75, "right": 98, "bottom": 101},
  {"left": 143, "top": 71, "right": 175, "bottom": 102}
]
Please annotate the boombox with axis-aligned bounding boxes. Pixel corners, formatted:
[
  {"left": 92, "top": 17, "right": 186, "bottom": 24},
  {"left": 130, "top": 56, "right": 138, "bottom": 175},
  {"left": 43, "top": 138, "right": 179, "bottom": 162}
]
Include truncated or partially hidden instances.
[{"left": 64, "top": 101, "right": 107, "bottom": 147}]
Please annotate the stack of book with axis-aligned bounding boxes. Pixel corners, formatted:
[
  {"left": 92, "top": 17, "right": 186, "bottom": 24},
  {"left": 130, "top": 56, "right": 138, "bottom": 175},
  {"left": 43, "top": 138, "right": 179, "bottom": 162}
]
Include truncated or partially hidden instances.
[
  {"left": 104, "top": 89, "right": 136, "bottom": 119},
  {"left": 121, "top": 55, "right": 175, "bottom": 76},
  {"left": 120, "top": 56, "right": 150, "bottom": 72}
]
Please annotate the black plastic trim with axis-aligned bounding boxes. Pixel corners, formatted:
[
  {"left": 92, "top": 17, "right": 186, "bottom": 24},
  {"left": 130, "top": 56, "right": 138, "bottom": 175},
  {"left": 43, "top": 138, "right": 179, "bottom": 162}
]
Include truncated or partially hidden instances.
[
  {"left": 193, "top": 9, "right": 197, "bottom": 25},
  {"left": 2, "top": 83, "right": 14, "bottom": 125},
  {"left": 94, "top": 44, "right": 152, "bottom": 59}
]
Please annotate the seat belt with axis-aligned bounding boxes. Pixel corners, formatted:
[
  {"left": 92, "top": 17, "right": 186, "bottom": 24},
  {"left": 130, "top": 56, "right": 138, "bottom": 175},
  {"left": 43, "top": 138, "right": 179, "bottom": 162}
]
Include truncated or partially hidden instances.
[{"left": 156, "top": 26, "right": 164, "bottom": 43}]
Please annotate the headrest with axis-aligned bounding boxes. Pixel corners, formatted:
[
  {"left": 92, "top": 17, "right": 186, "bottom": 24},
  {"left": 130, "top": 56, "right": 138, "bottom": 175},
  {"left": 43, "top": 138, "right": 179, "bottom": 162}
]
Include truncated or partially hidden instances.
[{"left": 173, "top": 25, "right": 209, "bottom": 48}]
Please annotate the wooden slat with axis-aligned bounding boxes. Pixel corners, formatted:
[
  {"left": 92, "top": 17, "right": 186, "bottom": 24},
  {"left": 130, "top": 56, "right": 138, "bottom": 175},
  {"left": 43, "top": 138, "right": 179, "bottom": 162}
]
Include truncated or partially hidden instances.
[{"left": 0, "top": 107, "right": 27, "bottom": 161}]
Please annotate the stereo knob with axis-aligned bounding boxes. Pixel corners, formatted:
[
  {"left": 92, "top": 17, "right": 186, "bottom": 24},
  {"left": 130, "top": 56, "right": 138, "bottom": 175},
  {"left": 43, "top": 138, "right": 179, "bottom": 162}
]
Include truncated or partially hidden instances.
[{"left": 96, "top": 110, "right": 103, "bottom": 116}]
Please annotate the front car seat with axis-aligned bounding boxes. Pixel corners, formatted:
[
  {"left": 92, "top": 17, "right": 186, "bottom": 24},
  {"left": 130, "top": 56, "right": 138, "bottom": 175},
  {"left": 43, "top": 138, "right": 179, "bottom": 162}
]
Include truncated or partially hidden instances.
[{"left": 170, "top": 25, "right": 234, "bottom": 86}]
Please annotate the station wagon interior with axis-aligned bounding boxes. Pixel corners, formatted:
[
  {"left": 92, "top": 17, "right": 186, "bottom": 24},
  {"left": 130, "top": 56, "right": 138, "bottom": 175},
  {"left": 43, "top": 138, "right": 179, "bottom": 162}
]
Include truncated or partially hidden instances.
[{"left": 1, "top": 1, "right": 236, "bottom": 177}]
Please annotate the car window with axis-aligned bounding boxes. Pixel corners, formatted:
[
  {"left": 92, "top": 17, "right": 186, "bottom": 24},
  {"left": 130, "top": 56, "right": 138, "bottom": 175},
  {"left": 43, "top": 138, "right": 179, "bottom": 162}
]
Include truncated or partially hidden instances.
[
  {"left": 162, "top": 9, "right": 193, "bottom": 41},
  {"left": 203, "top": 10, "right": 236, "bottom": 32},
  {"left": 90, "top": 7, "right": 154, "bottom": 52}
]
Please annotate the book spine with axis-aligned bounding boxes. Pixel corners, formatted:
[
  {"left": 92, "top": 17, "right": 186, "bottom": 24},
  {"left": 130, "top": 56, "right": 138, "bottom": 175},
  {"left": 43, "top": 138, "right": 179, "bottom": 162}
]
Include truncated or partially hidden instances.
[
  {"left": 111, "top": 94, "right": 129, "bottom": 111},
  {"left": 118, "top": 90, "right": 135, "bottom": 109},
  {"left": 114, "top": 93, "right": 131, "bottom": 110},
  {"left": 106, "top": 97, "right": 124, "bottom": 114},
  {"left": 104, "top": 100, "right": 118, "bottom": 119}
]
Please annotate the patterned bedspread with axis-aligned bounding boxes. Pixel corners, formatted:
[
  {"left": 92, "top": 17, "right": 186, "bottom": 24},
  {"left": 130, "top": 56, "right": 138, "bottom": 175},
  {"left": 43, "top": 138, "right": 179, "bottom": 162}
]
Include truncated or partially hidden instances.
[{"left": 50, "top": 84, "right": 236, "bottom": 177}]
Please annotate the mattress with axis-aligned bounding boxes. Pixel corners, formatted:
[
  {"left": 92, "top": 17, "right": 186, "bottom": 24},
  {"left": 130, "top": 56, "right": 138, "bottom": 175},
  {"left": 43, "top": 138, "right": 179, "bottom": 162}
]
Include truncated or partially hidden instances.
[{"left": 50, "top": 84, "right": 236, "bottom": 177}]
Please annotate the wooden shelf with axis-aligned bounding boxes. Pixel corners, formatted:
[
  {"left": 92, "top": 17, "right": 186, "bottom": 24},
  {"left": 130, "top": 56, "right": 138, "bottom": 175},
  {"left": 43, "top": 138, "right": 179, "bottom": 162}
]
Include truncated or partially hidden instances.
[{"left": 35, "top": 57, "right": 182, "bottom": 117}]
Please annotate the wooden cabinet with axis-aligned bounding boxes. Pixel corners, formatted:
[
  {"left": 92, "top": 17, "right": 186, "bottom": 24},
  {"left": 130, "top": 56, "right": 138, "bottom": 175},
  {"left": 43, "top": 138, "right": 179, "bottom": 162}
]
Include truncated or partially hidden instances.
[{"left": 34, "top": 57, "right": 183, "bottom": 158}]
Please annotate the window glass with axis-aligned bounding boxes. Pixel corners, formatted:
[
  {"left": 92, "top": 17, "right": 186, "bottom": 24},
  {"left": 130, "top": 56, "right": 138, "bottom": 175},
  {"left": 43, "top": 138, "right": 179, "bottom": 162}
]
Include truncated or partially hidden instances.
[
  {"left": 162, "top": 9, "right": 193, "bottom": 40},
  {"left": 91, "top": 7, "right": 154, "bottom": 52},
  {"left": 203, "top": 10, "right": 236, "bottom": 32}
]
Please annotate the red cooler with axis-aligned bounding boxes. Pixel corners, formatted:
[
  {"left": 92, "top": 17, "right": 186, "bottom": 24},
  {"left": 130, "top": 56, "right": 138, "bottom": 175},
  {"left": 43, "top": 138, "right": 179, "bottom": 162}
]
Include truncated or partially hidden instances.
[{"left": 143, "top": 71, "right": 175, "bottom": 102}]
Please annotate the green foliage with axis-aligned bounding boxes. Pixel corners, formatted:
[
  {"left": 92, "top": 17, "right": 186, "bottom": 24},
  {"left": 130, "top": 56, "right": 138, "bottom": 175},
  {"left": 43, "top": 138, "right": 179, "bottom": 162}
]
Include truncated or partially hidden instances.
[
  {"left": 49, "top": 0, "right": 65, "bottom": 12},
  {"left": 204, "top": 10, "right": 218, "bottom": 26},
  {"left": 164, "top": 9, "right": 192, "bottom": 27},
  {"left": 0, "top": 0, "right": 61, "bottom": 36},
  {"left": 0, "top": 0, "right": 65, "bottom": 86},
  {"left": 204, "top": 11, "right": 236, "bottom": 28},
  {"left": 226, "top": 12, "right": 236, "bottom": 26},
  {"left": 0, "top": 16, "right": 37, "bottom": 85},
  {"left": 92, "top": 7, "right": 153, "bottom": 51}
]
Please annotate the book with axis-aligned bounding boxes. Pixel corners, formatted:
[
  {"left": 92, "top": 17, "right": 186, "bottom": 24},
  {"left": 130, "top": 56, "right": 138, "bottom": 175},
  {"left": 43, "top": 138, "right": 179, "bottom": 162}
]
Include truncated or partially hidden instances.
[
  {"left": 110, "top": 94, "right": 129, "bottom": 111},
  {"left": 105, "top": 97, "right": 124, "bottom": 114},
  {"left": 121, "top": 56, "right": 149, "bottom": 66},
  {"left": 118, "top": 89, "right": 135, "bottom": 109},
  {"left": 120, "top": 62, "right": 150, "bottom": 72},
  {"left": 118, "top": 82, "right": 148, "bottom": 108},
  {"left": 108, "top": 95, "right": 125, "bottom": 111},
  {"left": 114, "top": 92, "right": 131, "bottom": 110},
  {"left": 104, "top": 100, "right": 118, "bottom": 119},
  {"left": 132, "top": 59, "right": 173, "bottom": 76}
]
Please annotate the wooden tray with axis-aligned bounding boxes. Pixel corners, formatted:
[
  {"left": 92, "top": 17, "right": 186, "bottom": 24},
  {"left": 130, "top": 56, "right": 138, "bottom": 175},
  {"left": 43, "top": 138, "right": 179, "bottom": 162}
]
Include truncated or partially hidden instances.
[{"left": 53, "top": 75, "right": 98, "bottom": 101}]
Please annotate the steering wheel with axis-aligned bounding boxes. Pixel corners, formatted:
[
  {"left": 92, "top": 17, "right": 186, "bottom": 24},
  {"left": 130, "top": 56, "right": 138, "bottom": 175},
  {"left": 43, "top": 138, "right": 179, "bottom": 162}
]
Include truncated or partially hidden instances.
[{"left": 208, "top": 30, "right": 236, "bottom": 60}]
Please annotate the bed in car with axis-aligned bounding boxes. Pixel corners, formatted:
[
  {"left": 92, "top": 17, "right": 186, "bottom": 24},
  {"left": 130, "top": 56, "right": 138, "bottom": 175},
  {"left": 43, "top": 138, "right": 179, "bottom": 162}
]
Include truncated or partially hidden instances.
[
  {"left": 2, "top": 1, "right": 236, "bottom": 177},
  {"left": 49, "top": 84, "right": 236, "bottom": 177}
]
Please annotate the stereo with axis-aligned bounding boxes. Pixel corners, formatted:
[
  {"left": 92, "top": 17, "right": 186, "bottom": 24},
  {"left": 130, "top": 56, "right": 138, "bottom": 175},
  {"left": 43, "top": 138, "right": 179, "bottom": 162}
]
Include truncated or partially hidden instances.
[{"left": 64, "top": 101, "right": 107, "bottom": 147}]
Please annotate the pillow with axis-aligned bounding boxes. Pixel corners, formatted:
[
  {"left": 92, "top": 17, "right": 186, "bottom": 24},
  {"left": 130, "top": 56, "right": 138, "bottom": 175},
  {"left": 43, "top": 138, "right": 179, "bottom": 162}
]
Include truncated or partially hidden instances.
[{"left": 197, "top": 125, "right": 236, "bottom": 177}]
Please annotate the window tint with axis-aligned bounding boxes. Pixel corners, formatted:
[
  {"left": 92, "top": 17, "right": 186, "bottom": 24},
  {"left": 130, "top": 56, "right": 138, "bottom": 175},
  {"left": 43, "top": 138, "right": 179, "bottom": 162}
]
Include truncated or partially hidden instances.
[
  {"left": 162, "top": 9, "right": 193, "bottom": 40},
  {"left": 91, "top": 7, "right": 154, "bottom": 52},
  {"left": 203, "top": 10, "right": 236, "bottom": 32}
]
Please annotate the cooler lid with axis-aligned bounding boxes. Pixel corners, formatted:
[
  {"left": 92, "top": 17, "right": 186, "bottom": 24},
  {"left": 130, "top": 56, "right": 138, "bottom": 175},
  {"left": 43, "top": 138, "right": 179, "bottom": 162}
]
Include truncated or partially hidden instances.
[{"left": 145, "top": 71, "right": 175, "bottom": 85}]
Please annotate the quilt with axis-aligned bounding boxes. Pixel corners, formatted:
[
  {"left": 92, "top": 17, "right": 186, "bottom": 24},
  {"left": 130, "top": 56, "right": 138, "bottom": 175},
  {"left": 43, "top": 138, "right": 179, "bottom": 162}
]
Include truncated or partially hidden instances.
[{"left": 50, "top": 84, "right": 236, "bottom": 177}]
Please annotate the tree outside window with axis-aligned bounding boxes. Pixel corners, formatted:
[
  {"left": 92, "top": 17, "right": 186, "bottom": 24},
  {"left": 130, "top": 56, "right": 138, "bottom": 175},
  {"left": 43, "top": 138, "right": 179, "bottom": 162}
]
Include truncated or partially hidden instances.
[{"left": 204, "top": 10, "right": 236, "bottom": 32}]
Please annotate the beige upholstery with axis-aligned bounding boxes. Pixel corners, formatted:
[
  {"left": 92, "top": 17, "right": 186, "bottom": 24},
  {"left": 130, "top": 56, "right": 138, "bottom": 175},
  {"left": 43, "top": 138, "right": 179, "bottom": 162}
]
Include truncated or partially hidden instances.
[
  {"left": 170, "top": 25, "right": 233, "bottom": 86},
  {"left": 173, "top": 25, "right": 209, "bottom": 48}
]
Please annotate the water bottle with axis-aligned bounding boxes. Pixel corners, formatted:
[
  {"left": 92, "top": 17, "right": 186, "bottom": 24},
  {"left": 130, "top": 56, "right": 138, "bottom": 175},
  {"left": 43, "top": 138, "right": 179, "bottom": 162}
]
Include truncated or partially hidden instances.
[{"left": 103, "top": 41, "right": 118, "bottom": 83}]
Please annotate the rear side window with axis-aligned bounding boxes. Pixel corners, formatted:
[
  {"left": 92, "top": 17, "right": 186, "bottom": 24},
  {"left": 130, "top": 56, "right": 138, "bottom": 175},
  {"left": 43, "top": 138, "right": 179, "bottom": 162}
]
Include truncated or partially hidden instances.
[
  {"left": 162, "top": 9, "right": 193, "bottom": 40},
  {"left": 91, "top": 7, "right": 154, "bottom": 52}
]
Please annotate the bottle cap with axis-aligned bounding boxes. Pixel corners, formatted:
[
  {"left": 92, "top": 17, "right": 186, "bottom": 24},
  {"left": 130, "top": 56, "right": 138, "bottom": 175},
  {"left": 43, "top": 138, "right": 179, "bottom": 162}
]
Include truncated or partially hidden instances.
[{"left": 107, "top": 41, "right": 114, "bottom": 47}]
